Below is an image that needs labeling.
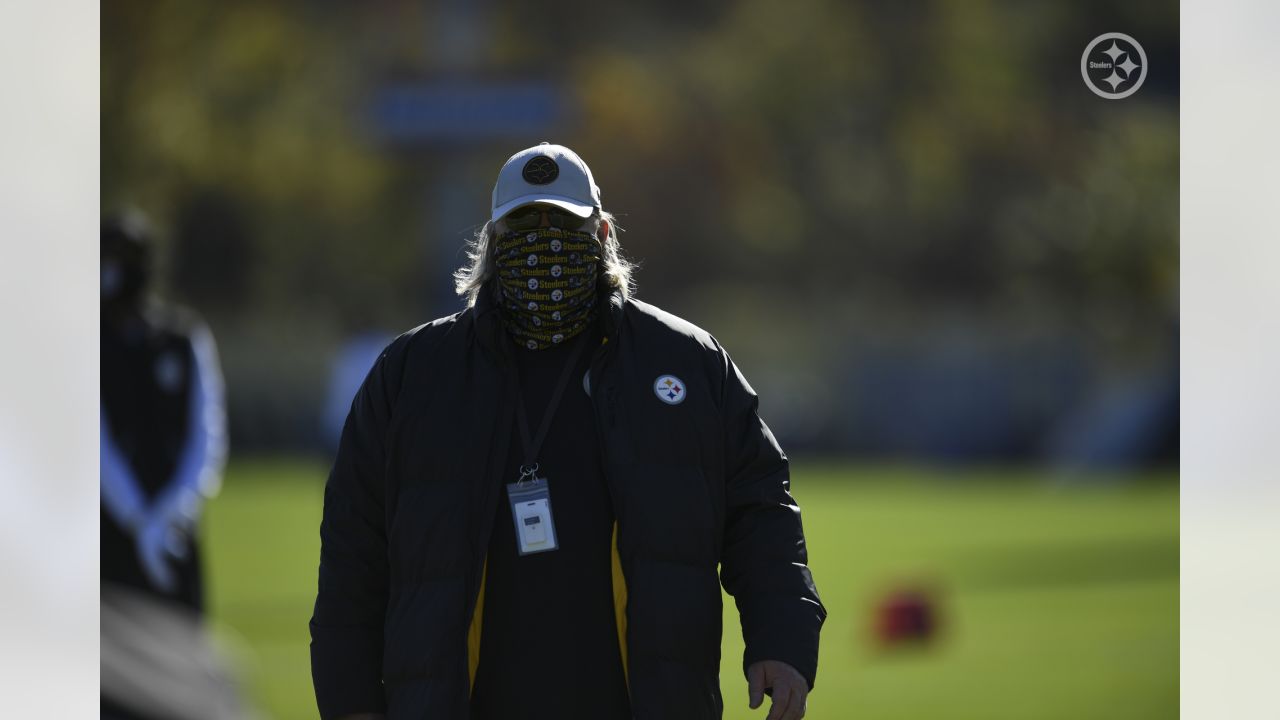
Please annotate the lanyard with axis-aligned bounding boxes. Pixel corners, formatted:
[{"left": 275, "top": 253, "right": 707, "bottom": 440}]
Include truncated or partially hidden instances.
[{"left": 506, "top": 331, "right": 590, "bottom": 481}]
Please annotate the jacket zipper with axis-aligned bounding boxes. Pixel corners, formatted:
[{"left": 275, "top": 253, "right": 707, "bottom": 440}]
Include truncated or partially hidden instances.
[
  {"left": 465, "top": 356, "right": 517, "bottom": 698},
  {"left": 588, "top": 343, "right": 631, "bottom": 703}
]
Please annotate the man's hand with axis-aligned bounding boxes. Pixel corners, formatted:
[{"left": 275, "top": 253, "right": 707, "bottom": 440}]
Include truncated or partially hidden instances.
[
  {"left": 747, "top": 660, "right": 808, "bottom": 720},
  {"left": 134, "top": 485, "right": 199, "bottom": 593},
  {"left": 135, "top": 512, "right": 186, "bottom": 592}
]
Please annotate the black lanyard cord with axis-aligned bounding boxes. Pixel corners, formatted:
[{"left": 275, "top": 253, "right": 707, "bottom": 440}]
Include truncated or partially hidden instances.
[{"left": 506, "top": 331, "right": 591, "bottom": 475}]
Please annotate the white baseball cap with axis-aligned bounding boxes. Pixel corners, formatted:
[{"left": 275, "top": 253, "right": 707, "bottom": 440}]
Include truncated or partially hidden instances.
[{"left": 490, "top": 142, "right": 602, "bottom": 223}]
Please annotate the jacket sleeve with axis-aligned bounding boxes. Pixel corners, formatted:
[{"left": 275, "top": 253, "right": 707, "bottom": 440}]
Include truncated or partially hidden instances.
[
  {"left": 310, "top": 338, "right": 405, "bottom": 719},
  {"left": 157, "top": 323, "right": 229, "bottom": 530},
  {"left": 714, "top": 341, "right": 826, "bottom": 690}
]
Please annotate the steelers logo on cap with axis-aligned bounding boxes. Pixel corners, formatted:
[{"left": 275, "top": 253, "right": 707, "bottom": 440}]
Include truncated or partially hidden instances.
[{"left": 522, "top": 156, "right": 559, "bottom": 185}]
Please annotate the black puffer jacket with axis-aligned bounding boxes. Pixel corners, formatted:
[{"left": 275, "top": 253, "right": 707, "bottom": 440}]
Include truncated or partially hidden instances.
[{"left": 310, "top": 283, "right": 826, "bottom": 719}]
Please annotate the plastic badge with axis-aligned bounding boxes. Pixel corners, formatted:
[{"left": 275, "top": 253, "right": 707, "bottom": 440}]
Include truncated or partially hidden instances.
[{"left": 507, "top": 475, "right": 559, "bottom": 556}]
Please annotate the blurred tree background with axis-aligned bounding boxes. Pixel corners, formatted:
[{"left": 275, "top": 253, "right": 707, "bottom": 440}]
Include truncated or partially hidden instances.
[{"left": 102, "top": 0, "right": 1178, "bottom": 465}]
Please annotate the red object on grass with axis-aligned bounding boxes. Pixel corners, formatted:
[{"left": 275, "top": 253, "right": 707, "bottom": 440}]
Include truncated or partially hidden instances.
[{"left": 874, "top": 588, "right": 938, "bottom": 646}]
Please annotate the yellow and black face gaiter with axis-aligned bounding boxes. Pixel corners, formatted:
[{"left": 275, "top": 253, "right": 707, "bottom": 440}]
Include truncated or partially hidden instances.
[{"left": 493, "top": 227, "right": 602, "bottom": 350}]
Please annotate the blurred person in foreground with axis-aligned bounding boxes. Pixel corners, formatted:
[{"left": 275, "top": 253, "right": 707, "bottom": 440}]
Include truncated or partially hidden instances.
[
  {"left": 101, "top": 210, "right": 229, "bottom": 718},
  {"left": 310, "top": 143, "right": 826, "bottom": 720}
]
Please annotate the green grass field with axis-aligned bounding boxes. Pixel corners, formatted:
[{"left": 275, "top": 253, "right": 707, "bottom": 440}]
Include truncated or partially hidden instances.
[{"left": 203, "top": 459, "right": 1177, "bottom": 719}]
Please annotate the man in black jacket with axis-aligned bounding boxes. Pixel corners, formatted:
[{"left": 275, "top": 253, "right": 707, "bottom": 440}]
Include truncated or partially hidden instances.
[
  {"left": 101, "top": 210, "right": 231, "bottom": 718},
  {"left": 101, "top": 210, "right": 228, "bottom": 610},
  {"left": 310, "top": 143, "right": 825, "bottom": 720}
]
